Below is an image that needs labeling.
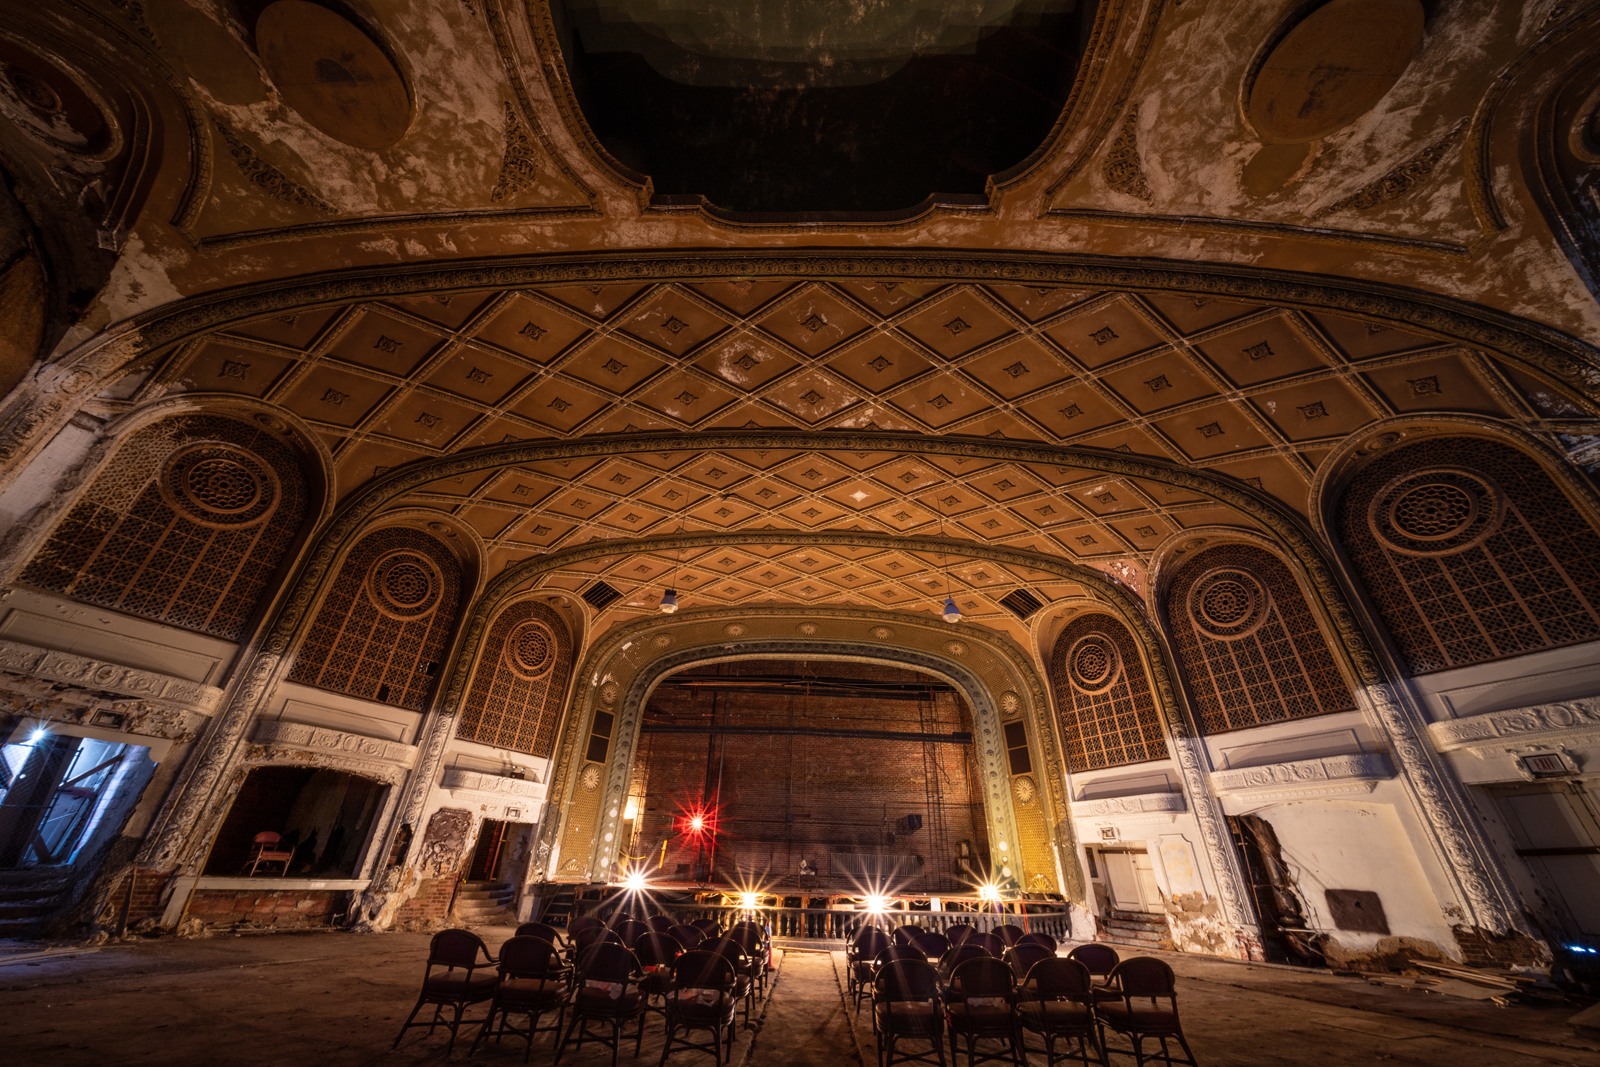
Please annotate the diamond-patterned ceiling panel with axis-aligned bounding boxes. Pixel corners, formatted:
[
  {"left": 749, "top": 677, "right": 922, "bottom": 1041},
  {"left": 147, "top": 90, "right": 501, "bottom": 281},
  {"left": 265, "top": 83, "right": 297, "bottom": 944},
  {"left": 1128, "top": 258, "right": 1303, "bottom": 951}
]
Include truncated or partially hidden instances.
[{"left": 137, "top": 275, "right": 1593, "bottom": 627}]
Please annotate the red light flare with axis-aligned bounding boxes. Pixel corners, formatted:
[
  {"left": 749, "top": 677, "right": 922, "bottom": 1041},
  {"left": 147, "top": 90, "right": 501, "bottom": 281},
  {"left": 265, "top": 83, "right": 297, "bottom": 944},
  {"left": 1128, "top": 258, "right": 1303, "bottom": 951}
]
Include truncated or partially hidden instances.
[{"left": 676, "top": 800, "right": 721, "bottom": 840}]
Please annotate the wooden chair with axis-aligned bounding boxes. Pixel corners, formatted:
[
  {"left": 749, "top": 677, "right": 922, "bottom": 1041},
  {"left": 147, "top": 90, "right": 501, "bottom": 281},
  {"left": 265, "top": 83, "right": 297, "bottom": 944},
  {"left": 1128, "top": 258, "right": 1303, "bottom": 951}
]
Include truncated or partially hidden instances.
[
  {"left": 393, "top": 930, "right": 499, "bottom": 1053},
  {"left": 1016, "top": 957, "right": 1106, "bottom": 1067},
  {"left": 873, "top": 959, "right": 947, "bottom": 1067},
  {"left": 555, "top": 941, "right": 647, "bottom": 1067},
  {"left": 849, "top": 926, "right": 893, "bottom": 1011},
  {"left": 470, "top": 935, "right": 567, "bottom": 1062},
  {"left": 245, "top": 831, "right": 293, "bottom": 876},
  {"left": 944, "top": 956, "right": 1022, "bottom": 1067},
  {"left": 1096, "top": 958, "right": 1197, "bottom": 1067},
  {"left": 659, "top": 950, "right": 739, "bottom": 1067}
]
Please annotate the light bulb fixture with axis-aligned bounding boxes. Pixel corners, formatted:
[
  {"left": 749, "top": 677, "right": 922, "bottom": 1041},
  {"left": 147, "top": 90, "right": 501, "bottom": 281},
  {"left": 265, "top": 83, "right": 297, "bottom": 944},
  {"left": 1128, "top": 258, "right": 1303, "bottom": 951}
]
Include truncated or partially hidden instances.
[
  {"left": 659, "top": 589, "right": 678, "bottom": 614},
  {"left": 942, "top": 597, "right": 962, "bottom": 624},
  {"left": 28, "top": 727, "right": 48, "bottom": 744}
]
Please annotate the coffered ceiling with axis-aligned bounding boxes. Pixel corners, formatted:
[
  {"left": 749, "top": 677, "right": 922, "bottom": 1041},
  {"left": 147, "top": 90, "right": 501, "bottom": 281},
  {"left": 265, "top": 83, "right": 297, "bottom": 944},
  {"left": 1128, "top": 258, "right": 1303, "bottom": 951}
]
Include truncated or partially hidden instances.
[{"left": 102, "top": 269, "right": 1596, "bottom": 647}]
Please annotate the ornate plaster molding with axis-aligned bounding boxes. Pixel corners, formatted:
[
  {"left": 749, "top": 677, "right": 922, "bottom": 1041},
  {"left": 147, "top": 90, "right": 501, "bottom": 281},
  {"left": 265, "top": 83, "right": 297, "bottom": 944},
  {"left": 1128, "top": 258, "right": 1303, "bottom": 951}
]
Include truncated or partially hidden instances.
[
  {"left": 440, "top": 766, "right": 547, "bottom": 801},
  {"left": 0, "top": 638, "right": 223, "bottom": 712},
  {"left": 1073, "top": 791, "right": 1187, "bottom": 819},
  {"left": 1428, "top": 696, "right": 1600, "bottom": 752},
  {"left": 1211, "top": 753, "right": 1393, "bottom": 798},
  {"left": 251, "top": 719, "right": 418, "bottom": 767}
]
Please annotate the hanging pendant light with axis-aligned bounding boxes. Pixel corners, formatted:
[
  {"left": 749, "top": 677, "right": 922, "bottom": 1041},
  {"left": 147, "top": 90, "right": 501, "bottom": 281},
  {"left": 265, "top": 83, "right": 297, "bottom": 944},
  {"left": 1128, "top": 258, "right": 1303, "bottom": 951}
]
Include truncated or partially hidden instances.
[
  {"left": 942, "top": 596, "right": 962, "bottom": 624},
  {"left": 659, "top": 588, "right": 678, "bottom": 614}
]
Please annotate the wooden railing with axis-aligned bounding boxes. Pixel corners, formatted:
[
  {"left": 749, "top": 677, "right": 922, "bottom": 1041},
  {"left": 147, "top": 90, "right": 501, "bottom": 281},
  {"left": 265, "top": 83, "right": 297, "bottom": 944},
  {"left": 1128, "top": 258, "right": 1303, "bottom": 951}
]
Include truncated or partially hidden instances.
[{"left": 571, "top": 898, "right": 1073, "bottom": 944}]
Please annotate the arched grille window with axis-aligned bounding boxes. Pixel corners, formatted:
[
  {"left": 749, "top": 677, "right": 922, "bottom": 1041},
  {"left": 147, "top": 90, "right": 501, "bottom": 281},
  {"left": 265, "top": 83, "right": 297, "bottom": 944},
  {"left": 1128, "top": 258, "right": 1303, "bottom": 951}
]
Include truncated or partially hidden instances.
[
  {"left": 1337, "top": 436, "right": 1600, "bottom": 673},
  {"left": 1166, "top": 543, "right": 1352, "bottom": 734},
  {"left": 457, "top": 600, "right": 574, "bottom": 757},
  {"left": 20, "top": 414, "right": 309, "bottom": 640},
  {"left": 287, "top": 527, "right": 461, "bottom": 710},
  {"left": 1049, "top": 613, "right": 1168, "bottom": 771}
]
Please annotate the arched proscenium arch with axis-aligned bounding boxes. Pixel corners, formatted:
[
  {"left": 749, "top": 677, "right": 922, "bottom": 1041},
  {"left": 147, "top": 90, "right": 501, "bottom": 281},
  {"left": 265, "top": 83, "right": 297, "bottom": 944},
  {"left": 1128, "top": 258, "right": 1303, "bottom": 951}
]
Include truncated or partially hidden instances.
[
  {"left": 126, "top": 422, "right": 1532, "bottom": 935},
  {"left": 563, "top": 635, "right": 1029, "bottom": 887},
  {"left": 4, "top": 248, "right": 1598, "bottom": 480}
]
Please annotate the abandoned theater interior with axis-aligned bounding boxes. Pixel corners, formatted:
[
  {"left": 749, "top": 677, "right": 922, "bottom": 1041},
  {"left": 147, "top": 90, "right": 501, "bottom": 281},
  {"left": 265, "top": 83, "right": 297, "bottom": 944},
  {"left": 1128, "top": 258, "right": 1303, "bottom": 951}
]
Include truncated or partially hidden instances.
[{"left": 2, "top": 0, "right": 1600, "bottom": 1062}]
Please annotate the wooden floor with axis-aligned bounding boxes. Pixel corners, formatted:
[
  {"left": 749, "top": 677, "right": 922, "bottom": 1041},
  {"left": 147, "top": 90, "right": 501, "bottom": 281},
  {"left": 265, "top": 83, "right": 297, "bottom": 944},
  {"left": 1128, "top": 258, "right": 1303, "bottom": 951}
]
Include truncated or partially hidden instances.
[{"left": 0, "top": 927, "right": 1594, "bottom": 1066}]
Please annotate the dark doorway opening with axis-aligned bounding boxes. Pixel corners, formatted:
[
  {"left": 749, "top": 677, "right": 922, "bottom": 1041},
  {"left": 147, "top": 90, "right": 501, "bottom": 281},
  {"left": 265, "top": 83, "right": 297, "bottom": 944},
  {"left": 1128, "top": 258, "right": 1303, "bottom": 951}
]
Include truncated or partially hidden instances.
[
  {"left": 205, "top": 766, "right": 387, "bottom": 878},
  {"left": 468, "top": 818, "right": 512, "bottom": 882}
]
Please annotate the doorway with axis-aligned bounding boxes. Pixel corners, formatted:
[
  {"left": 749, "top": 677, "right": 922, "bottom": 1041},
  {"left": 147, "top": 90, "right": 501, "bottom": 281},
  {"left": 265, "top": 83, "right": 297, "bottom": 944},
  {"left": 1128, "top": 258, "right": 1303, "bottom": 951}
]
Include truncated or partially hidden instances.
[
  {"left": 1490, "top": 781, "right": 1600, "bottom": 939},
  {"left": 468, "top": 818, "right": 512, "bottom": 882},
  {"left": 1093, "top": 846, "right": 1164, "bottom": 914},
  {"left": 0, "top": 732, "right": 130, "bottom": 869}
]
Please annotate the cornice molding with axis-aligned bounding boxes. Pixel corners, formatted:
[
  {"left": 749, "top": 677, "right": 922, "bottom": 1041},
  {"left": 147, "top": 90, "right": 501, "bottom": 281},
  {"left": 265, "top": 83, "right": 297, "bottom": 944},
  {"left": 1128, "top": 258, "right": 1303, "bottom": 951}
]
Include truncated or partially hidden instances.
[
  {"left": 1211, "top": 753, "right": 1393, "bottom": 798},
  {"left": 251, "top": 719, "right": 418, "bottom": 767},
  {"left": 0, "top": 638, "right": 223, "bottom": 712},
  {"left": 1073, "top": 791, "right": 1187, "bottom": 819},
  {"left": 1428, "top": 697, "right": 1600, "bottom": 753}
]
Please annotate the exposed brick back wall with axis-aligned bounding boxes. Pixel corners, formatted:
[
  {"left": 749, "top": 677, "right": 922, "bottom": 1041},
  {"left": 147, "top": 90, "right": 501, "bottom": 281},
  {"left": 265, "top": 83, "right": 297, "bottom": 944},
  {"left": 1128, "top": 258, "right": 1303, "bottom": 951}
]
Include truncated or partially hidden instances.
[{"left": 628, "top": 660, "right": 990, "bottom": 893}]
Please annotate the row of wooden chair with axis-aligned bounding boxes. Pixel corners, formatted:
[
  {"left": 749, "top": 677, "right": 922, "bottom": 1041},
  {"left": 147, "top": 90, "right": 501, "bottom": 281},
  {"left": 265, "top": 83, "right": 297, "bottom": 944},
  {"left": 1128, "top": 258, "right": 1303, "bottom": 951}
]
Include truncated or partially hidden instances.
[
  {"left": 392, "top": 921, "right": 771, "bottom": 1067},
  {"left": 847, "top": 926, "right": 1058, "bottom": 1011},
  {"left": 872, "top": 951, "right": 1197, "bottom": 1067}
]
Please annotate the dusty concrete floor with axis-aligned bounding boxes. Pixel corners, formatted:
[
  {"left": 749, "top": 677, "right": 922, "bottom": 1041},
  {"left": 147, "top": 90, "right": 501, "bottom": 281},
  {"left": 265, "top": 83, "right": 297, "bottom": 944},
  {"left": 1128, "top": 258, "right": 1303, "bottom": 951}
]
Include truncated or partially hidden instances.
[{"left": 0, "top": 929, "right": 1594, "bottom": 1066}]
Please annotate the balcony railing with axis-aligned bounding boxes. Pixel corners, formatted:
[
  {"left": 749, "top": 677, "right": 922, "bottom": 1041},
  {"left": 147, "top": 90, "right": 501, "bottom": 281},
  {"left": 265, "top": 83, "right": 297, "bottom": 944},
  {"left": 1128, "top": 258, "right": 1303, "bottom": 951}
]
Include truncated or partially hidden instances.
[{"left": 571, "top": 898, "right": 1073, "bottom": 944}]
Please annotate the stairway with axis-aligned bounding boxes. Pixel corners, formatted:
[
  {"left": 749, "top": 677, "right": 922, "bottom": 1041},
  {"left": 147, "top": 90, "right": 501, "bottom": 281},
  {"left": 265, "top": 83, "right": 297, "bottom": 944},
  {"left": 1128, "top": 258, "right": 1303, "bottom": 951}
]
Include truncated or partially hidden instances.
[
  {"left": 0, "top": 868, "right": 76, "bottom": 937},
  {"left": 1098, "top": 908, "right": 1171, "bottom": 949},
  {"left": 539, "top": 885, "right": 577, "bottom": 928},
  {"left": 452, "top": 880, "right": 516, "bottom": 926}
]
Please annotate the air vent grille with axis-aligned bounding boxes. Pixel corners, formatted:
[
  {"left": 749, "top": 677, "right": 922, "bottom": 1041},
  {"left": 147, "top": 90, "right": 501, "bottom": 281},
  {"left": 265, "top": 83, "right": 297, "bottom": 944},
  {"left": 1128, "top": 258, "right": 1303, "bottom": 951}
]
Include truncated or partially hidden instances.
[
  {"left": 581, "top": 581, "right": 622, "bottom": 611},
  {"left": 999, "top": 588, "right": 1045, "bottom": 620}
]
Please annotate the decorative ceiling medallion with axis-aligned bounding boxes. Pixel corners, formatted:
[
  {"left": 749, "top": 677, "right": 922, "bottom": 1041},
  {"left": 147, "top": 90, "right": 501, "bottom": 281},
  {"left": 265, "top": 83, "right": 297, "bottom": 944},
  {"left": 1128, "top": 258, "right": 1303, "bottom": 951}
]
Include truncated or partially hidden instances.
[
  {"left": 1188, "top": 568, "right": 1270, "bottom": 641},
  {"left": 652, "top": 634, "right": 672, "bottom": 648},
  {"left": 366, "top": 549, "right": 444, "bottom": 621},
  {"left": 600, "top": 681, "right": 620, "bottom": 705},
  {"left": 724, "top": 623, "right": 746, "bottom": 637},
  {"left": 1246, "top": 0, "right": 1424, "bottom": 144},
  {"left": 1000, "top": 691, "right": 1021, "bottom": 716},
  {"left": 870, "top": 626, "right": 894, "bottom": 640},
  {"left": 1013, "top": 774, "right": 1037, "bottom": 805},
  {"left": 1371, "top": 467, "right": 1504, "bottom": 557},
  {"left": 504, "top": 620, "right": 556, "bottom": 680},
  {"left": 159, "top": 443, "right": 280, "bottom": 529},
  {"left": 796, "top": 622, "right": 818, "bottom": 636},
  {"left": 255, "top": 1, "right": 413, "bottom": 150},
  {"left": 945, "top": 641, "right": 968, "bottom": 656},
  {"left": 580, "top": 764, "right": 602, "bottom": 791},
  {"left": 1066, "top": 633, "right": 1122, "bottom": 693}
]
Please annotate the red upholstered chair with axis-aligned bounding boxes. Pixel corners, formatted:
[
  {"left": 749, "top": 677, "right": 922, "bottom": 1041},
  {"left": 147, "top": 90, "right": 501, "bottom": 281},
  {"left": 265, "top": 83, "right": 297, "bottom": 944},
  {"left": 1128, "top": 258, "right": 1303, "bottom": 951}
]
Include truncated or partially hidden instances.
[
  {"left": 1096, "top": 957, "right": 1197, "bottom": 1067},
  {"left": 393, "top": 930, "right": 499, "bottom": 1053},
  {"left": 245, "top": 831, "right": 293, "bottom": 876}
]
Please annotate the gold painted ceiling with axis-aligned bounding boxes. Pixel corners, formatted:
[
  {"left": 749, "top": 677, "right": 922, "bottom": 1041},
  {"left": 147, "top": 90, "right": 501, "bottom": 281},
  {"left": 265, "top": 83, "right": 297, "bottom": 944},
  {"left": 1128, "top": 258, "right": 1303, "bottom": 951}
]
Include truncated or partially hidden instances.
[{"left": 2, "top": 0, "right": 1600, "bottom": 658}]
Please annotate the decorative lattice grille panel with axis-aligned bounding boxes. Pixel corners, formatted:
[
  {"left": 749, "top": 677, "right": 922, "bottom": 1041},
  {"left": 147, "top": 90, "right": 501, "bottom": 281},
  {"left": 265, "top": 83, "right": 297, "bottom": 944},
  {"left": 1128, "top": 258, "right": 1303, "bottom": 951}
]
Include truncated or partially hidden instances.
[
  {"left": 1167, "top": 543, "right": 1352, "bottom": 734},
  {"left": 20, "top": 415, "right": 309, "bottom": 639},
  {"left": 1338, "top": 437, "right": 1600, "bottom": 673},
  {"left": 457, "top": 600, "right": 574, "bottom": 757},
  {"left": 1049, "top": 613, "right": 1168, "bottom": 771},
  {"left": 287, "top": 527, "right": 460, "bottom": 710}
]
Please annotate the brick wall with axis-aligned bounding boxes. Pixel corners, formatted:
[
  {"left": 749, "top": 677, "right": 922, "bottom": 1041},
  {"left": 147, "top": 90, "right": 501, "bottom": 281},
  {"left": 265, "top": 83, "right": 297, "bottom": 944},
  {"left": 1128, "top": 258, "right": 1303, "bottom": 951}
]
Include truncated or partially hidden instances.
[
  {"left": 394, "top": 875, "right": 457, "bottom": 923},
  {"left": 121, "top": 868, "right": 170, "bottom": 924},
  {"left": 627, "top": 660, "right": 990, "bottom": 894},
  {"left": 186, "top": 888, "right": 346, "bottom": 928}
]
